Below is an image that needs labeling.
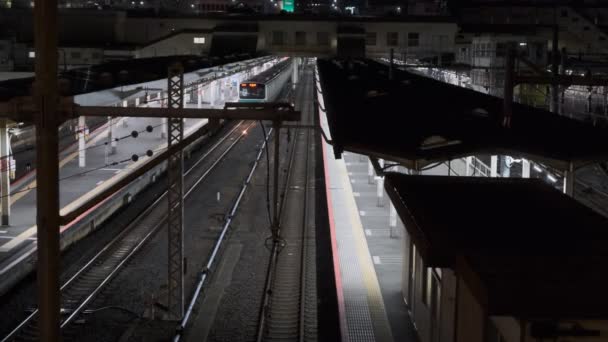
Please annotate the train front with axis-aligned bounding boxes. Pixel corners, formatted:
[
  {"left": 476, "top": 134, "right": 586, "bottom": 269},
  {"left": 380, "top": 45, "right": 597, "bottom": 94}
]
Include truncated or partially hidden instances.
[{"left": 239, "top": 82, "right": 266, "bottom": 102}]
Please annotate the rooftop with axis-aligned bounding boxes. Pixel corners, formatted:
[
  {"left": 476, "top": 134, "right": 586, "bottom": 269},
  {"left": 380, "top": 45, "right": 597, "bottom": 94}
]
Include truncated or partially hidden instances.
[
  {"left": 385, "top": 173, "right": 608, "bottom": 319},
  {"left": 317, "top": 58, "right": 608, "bottom": 170}
]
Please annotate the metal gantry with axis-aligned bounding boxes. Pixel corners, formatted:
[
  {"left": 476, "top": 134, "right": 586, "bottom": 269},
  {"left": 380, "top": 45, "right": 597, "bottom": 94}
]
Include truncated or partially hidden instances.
[
  {"left": 0, "top": 25, "right": 299, "bottom": 341},
  {"left": 167, "top": 63, "right": 185, "bottom": 319}
]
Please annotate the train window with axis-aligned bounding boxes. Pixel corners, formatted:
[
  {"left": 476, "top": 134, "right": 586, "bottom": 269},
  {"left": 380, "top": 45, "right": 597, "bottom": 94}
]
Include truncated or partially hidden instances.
[{"left": 239, "top": 83, "right": 266, "bottom": 100}]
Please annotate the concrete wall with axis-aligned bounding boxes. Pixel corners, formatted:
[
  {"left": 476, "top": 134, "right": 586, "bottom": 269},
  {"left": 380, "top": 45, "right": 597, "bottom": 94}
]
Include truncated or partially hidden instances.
[
  {"left": 136, "top": 32, "right": 213, "bottom": 58},
  {"left": 364, "top": 22, "right": 457, "bottom": 60},
  {"left": 258, "top": 20, "right": 338, "bottom": 56}
]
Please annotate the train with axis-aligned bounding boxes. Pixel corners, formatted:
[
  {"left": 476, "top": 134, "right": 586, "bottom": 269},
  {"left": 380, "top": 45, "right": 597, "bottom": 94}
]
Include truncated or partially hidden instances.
[{"left": 239, "top": 58, "right": 293, "bottom": 102}]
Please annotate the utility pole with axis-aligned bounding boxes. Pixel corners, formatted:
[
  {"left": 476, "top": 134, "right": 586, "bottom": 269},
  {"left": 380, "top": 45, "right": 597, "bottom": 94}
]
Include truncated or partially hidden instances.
[
  {"left": 503, "top": 43, "right": 515, "bottom": 128},
  {"left": 167, "top": 63, "right": 185, "bottom": 320},
  {"left": 34, "top": 0, "right": 61, "bottom": 339},
  {"left": 550, "top": 25, "right": 560, "bottom": 113}
]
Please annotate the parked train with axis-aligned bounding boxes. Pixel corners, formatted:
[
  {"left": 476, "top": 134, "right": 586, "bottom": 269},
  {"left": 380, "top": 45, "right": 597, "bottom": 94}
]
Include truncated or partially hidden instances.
[{"left": 239, "top": 58, "right": 293, "bottom": 102}]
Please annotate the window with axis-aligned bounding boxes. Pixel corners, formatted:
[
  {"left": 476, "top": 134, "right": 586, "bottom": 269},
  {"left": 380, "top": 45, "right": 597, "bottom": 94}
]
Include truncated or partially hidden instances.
[
  {"left": 272, "top": 31, "right": 284, "bottom": 46},
  {"left": 408, "top": 32, "right": 420, "bottom": 47},
  {"left": 317, "top": 32, "right": 329, "bottom": 46},
  {"left": 365, "top": 32, "right": 377, "bottom": 46},
  {"left": 295, "top": 31, "right": 306, "bottom": 46},
  {"left": 386, "top": 32, "right": 398, "bottom": 47},
  {"left": 70, "top": 51, "right": 81, "bottom": 59},
  {"left": 28, "top": 51, "right": 35, "bottom": 58},
  {"left": 496, "top": 43, "right": 506, "bottom": 57},
  {"left": 193, "top": 37, "right": 206, "bottom": 44}
]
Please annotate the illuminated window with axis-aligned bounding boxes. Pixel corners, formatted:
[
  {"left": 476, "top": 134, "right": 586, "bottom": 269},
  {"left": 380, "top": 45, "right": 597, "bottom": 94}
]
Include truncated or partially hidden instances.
[
  {"left": 28, "top": 51, "right": 35, "bottom": 58},
  {"left": 193, "top": 37, "right": 206, "bottom": 44}
]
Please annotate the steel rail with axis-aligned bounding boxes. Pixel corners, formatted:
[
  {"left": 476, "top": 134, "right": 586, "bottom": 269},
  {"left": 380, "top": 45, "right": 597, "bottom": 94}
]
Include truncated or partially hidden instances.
[{"left": 2, "top": 120, "right": 249, "bottom": 342}]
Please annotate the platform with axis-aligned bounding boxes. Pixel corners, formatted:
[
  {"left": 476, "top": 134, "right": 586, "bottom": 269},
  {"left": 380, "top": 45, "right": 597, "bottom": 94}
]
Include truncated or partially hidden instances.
[
  {"left": 322, "top": 135, "right": 419, "bottom": 341},
  {"left": 0, "top": 104, "right": 209, "bottom": 292}
]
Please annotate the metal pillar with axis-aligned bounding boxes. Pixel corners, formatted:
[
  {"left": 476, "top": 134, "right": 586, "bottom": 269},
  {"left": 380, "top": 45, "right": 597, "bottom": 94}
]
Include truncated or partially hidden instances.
[
  {"left": 522, "top": 159, "right": 530, "bottom": 178},
  {"left": 603, "top": 87, "right": 608, "bottom": 117},
  {"left": 368, "top": 159, "right": 374, "bottom": 184},
  {"left": 389, "top": 201, "right": 397, "bottom": 238},
  {"left": 563, "top": 162, "right": 575, "bottom": 197},
  {"left": 122, "top": 99, "right": 128, "bottom": 128},
  {"left": 108, "top": 116, "right": 116, "bottom": 154},
  {"left": 503, "top": 44, "right": 515, "bottom": 128},
  {"left": 550, "top": 25, "right": 560, "bottom": 113},
  {"left": 292, "top": 58, "right": 298, "bottom": 90},
  {"left": 490, "top": 156, "right": 498, "bottom": 177},
  {"left": 78, "top": 115, "right": 86, "bottom": 167},
  {"left": 34, "top": 0, "right": 61, "bottom": 337},
  {"left": 167, "top": 63, "right": 185, "bottom": 320},
  {"left": 376, "top": 159, "right": 384, "bottom": 207},
  {"left": 197, "top": 84, "right": 202, "bottom": 109},
  {"left": 272, "top": 120, "right": 281, "bottom": 238},
  {"left": 160, "top": 117, "right": 167, "bottom": 139},
  {"left": 389, "top": 48, "right": 394, "bottom": 80},
  {"left": 465, "top": 156, "right": 473, "bottom": 176},
  {"left": 0, "top": 119, "right": 10, "bottom": 226}
]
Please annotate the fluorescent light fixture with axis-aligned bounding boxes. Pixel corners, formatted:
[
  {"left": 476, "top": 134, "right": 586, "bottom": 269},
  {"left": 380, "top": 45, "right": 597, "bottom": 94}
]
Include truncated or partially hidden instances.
[
  {"left": 547, "top": 174, "right": 557, "bottom": 183},
  {"left": 533, "top": 164, "right": 542, "bottom": 172},
  {"left": 420, "top": 136, "right": 462, "bottom": 150},
  {"left": 519, "top": 42, "right": 527, "bottom": 46}
]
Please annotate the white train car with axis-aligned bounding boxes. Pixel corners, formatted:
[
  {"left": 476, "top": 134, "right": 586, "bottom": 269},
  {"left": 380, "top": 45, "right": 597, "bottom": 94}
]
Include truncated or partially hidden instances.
[{"left": 239, "top": 58, "right": 293, "bottom": 102}]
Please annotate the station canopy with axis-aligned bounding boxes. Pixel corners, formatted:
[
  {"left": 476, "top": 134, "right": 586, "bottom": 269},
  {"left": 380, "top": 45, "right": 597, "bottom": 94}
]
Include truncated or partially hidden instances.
[
  {"left": 317, "top": 58, "right": 608, "bottom": 170},
  {"left": 384, "top": 173, "right": 608, "bottom": 319}
]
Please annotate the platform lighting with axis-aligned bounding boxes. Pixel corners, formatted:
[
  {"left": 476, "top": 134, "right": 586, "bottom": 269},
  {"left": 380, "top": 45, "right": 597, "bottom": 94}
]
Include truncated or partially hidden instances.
[
  {"left": 533, "top": 164, "right": 542, "bottom": 172},
  {"left": 190, "top": 3, "right": 194, "bottom": 7},
  {"left": 519, "top": 42, "right": 527, "bottom": 46},
  {"left": 547, "top": 174, "right": 557, "bottom": 183}
]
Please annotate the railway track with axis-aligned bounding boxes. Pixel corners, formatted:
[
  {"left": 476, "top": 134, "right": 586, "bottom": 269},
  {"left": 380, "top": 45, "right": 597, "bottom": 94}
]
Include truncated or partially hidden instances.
[
  {"left": 2, "top": 120, "right": 255, "bottom": 342},
  {"left": 256, "top": 65, "right": 317, "bottom": 342}
]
